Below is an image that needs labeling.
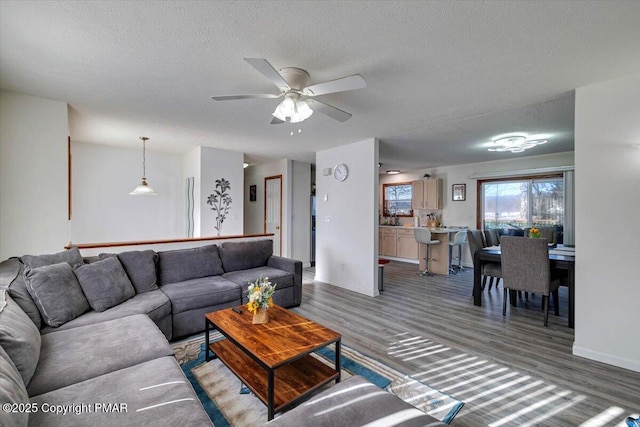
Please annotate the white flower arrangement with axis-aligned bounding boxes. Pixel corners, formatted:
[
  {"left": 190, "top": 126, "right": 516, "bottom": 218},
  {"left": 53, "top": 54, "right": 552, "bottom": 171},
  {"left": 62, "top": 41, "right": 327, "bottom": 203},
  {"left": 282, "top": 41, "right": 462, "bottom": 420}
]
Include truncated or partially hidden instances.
[{"left": 246, "top": 276, "right": 276, "bottom": 313}]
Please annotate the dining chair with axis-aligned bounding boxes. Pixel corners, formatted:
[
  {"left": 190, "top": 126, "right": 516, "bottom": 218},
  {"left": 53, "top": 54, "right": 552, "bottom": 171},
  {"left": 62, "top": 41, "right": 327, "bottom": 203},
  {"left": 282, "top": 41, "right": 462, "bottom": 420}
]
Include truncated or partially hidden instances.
[
  {"left": 484, "top": 229, "right": 500, "bottom": 246},
  {"left": 448, "top": 231, "right": 467, "bottom": 274},
  {"left": 500, "top": 236, "right": 560, "bottom": 326},
  {"left": 467, "top": 230, "right": 502, "bottom": 290},
  {"left": 414, "top": 228, "right": 440, "bottom": 276}
]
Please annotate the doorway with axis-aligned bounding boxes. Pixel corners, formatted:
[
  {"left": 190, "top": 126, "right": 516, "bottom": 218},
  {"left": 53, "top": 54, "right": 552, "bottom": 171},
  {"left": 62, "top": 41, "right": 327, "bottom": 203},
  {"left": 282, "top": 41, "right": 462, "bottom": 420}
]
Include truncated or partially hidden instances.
[{"left": 264, "top": 175, "right": 282, "bottom": 256}]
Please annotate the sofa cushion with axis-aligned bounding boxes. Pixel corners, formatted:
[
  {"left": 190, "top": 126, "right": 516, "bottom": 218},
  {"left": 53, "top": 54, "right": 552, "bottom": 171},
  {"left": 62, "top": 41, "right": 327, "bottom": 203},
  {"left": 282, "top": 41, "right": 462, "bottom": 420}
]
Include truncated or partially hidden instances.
[
  {"left": 223, "top": 266, "right": 294, "bottom": 299},
  {"left": 219, "top": 240, "right": 273, "bottom": 273},
  {"left": 28, "top": 356, "right": 213, "bottom": 427},
  {"left": 74, "top": 257, "right": 136, "bottom": 312},
  {"left": 27, "top": 314, "right": 173, "bottom": 396},
  {"left": 263, "top": 375, "right": 445, "bottom": 427},
  {"left": 117, "top": 250, "right": 159, "bottom": 293},
  {"left": 160, "top": 276, "right": 240, "bottom": 313},
  {"left": 157, "top": 244, "right": 224, "bottom": 285},
  {"left": 39, "top": 290, "right": 172, "bottom": 338},
  {"left": 21, "top": 246, "right": 84, "bottom": 269},
  {"left": 24, "top": 262, "right": 89, "bottom": 328},
  {"left": 1, "top": 258, "right": 42, "bottom": 329},
  {"left": 0, "top": 290, "right": 41, "bottom": 387},
  {"left": 0, "top": 345, "right": 29, "bottom": 427}
]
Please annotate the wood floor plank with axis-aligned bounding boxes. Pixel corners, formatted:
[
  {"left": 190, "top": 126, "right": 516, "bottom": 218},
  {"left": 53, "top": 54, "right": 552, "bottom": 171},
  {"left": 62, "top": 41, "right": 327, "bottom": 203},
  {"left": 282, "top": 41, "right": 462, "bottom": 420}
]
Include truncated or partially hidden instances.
[{"left": 292, "top": 262, "right": 640, "bottom": 426}]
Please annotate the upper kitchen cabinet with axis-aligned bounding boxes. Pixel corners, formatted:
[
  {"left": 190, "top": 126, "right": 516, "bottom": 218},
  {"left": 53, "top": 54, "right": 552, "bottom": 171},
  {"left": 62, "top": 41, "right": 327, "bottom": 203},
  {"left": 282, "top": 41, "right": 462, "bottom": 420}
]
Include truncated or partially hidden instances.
[{"left": 412, "top": 178, "right": 442, "bottom": 210}]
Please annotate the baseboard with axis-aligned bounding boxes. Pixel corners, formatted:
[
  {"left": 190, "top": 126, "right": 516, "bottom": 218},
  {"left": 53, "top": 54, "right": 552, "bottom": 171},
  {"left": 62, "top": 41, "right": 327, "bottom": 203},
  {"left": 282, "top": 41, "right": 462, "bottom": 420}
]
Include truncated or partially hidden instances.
[{"left": 573, "top": 345, "right": 640, "bottom": 373}]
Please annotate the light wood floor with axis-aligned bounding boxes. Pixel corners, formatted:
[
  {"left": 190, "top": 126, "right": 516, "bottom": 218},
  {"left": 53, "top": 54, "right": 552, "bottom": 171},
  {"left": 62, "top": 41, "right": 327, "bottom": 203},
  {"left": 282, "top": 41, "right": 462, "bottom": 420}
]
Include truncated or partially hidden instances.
[{"left": 291, "top": 261, "right": 640, "bottom": 427}]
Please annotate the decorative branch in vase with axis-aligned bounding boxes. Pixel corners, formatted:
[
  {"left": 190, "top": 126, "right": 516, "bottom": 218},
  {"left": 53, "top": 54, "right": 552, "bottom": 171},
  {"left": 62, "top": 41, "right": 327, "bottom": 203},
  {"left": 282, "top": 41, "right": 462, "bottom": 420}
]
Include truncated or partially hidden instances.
[{"left": 207, "top": 178, "right": 232, "bottom": 236}]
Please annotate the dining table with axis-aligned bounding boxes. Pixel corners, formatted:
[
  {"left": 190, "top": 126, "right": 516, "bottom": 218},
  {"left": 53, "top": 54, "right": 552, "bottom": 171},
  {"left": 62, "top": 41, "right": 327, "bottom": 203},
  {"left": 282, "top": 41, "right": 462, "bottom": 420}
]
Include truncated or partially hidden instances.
[{"left": 473, "top": 244, "right": 576, "bottom": 328}]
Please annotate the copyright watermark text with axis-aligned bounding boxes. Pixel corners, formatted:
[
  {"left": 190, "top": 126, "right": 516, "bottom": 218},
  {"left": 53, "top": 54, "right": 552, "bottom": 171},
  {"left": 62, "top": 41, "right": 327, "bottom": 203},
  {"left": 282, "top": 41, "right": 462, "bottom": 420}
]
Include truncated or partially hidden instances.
[{"left": 2, "top": 402, "right": 128, "bottom": 415}]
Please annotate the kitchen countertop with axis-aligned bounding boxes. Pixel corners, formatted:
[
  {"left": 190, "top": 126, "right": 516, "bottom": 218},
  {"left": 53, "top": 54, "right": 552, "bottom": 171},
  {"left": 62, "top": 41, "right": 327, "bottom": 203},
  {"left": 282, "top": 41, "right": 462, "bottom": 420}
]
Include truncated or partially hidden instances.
[{"left": 379, "top": 225, "right": 467, "bottom": 233}]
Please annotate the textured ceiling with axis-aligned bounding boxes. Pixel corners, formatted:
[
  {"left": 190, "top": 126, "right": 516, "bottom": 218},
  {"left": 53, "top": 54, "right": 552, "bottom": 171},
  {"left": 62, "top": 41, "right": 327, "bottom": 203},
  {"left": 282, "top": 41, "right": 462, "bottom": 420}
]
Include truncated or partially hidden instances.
[{"left": 1, "top": 1, "right": 639, "bottom": 171}]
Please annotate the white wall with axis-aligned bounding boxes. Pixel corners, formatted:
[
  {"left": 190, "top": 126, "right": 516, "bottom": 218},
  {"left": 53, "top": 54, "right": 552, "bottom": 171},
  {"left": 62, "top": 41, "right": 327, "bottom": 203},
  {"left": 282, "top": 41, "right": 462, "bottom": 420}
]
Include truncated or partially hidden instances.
[
  {"left": 71, "top": 142, "right": 183, "bottom": 244},
  {"left": 316, "top": 138, "right": 379, "bottom": 297},
  {"left": 573, "top": 72, "right": 640, "bottom": 372},
  {"left": 199, "top": 147, "right": 244, "bottom": 237},
  {"left": 0, "top": 91, "right": 69, "bottom": 259},
  {"left": 291, "top": 160, "right": 311, "bottom": 265},
  {"left": 380, "top": 151, "right": 575, "bottom": 266}
]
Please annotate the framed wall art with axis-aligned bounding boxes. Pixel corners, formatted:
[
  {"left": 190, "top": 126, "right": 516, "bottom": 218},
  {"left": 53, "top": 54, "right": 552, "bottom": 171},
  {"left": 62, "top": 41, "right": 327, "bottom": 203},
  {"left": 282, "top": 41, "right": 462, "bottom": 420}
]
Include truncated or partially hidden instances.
[
  {"left": 249, "top": 184, "right": 257, "bottom": 202},
  {"left": 452, "top": 184, "right": 466, "bottom": 201}
]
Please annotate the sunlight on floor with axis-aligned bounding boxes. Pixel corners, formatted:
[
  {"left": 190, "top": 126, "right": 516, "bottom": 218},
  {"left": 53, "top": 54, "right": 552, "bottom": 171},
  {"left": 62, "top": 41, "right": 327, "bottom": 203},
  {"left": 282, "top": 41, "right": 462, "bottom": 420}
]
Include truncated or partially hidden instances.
[
  {"left": 578, "top": 406, "right": 624, "bottom": 426},
  {"left": 386, "top": 332, "right": 596, "bottom": 425}
]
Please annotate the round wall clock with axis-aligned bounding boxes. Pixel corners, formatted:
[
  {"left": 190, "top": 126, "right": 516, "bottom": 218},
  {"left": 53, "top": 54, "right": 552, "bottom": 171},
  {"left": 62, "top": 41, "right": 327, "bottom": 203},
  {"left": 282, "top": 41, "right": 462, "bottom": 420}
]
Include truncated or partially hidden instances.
[{"left": 333, "top": 163, "right": 349, "bottom": 181}]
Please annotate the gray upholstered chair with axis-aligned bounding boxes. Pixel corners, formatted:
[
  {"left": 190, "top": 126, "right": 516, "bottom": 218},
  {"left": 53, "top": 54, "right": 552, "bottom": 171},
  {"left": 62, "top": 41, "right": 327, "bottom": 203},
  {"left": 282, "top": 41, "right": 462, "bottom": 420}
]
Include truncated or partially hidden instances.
[
  {"left": 467, "top": 230, "right": 502, "bottom": 290},
  {"left": 414, "top": 228, "right": 440, "bottom": 276},
  {"left": 500, "top": 236, "right": 560, "bottom": 326},
  {"left": 448, "top": 231, "right": 467, "bottom": 274},
  {"left": 524, "top": 227, "right": 558, "bottom": 245},
  {"left": 484, "top": 229, "right": 500, "bottom": 247}
]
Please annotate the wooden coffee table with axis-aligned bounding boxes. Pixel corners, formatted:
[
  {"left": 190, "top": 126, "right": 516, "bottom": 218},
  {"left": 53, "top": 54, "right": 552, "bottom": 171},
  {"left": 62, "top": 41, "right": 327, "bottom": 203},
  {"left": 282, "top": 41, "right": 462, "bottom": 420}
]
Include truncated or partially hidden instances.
[{"left": 205, "top": 305, "right": 342, "bottom": 421}]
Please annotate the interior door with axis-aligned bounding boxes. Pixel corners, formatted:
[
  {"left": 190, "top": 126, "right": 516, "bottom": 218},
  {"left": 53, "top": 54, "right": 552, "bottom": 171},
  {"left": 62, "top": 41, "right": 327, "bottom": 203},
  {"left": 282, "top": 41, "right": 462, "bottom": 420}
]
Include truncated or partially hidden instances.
[{"left": 264, "top": 175, "right": 282, "bottom": 256}]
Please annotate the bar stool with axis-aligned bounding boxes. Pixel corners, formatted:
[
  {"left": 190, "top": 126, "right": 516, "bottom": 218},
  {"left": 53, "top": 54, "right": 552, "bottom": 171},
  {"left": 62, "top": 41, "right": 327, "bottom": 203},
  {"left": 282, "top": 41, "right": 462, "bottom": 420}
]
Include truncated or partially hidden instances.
[
  {"left": 448, "top": 231, "right": 467, "bottom": 274},
  {"left": 414, "top": 228, "right": 440, "bottom": 276}
]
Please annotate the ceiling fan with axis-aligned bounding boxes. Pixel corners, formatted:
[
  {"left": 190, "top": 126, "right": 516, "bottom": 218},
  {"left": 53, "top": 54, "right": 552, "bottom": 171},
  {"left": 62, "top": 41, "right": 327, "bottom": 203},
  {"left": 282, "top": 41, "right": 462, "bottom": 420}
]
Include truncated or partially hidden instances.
[{"left": 212, "top": 58, "right": 366, "bottom": 124}]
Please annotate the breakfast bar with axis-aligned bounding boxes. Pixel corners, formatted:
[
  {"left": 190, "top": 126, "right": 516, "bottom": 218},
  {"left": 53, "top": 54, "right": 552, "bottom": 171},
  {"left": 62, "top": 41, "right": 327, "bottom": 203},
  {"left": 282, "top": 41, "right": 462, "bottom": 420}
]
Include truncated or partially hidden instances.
[{"left": 379, "top": 226, "right": 467, "bottom": 275}]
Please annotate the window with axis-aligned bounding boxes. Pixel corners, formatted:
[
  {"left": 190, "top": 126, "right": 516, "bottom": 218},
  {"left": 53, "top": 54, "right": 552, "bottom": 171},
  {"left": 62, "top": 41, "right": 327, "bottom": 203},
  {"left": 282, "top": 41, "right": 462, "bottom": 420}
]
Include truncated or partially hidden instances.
[
  {"left": 479, "top": 175, "right": 564, "bottom": 241},
  {"left": 382, "top": 182, "right": 413, "bottom": 216}
]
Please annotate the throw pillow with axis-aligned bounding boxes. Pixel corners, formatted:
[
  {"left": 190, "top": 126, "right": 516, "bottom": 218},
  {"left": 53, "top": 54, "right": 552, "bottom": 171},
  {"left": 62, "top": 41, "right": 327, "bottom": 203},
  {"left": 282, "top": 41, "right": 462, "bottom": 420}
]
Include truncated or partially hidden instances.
[
  {"left": 1, "top": 258, "right": 42, "bottom": 329},
  {"left": 0, "top": 290, "right": 41, "bottom": 386},
  {"left": 21, "top": 246, "right": 84, "bottom": 269},
  {"left": 24, "top": 262, "right": 89, "bottom": 327},
  {"left": 74, "top": 256, "right": 135, "bottom": 312},
  {"left": 116, "top": 250, "right": 158, "bottom": 293}
]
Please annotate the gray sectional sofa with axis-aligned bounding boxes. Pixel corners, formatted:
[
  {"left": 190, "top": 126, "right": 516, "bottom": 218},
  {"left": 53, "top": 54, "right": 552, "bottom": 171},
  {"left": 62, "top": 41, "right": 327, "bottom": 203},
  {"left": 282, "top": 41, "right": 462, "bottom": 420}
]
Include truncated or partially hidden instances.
[{"left": 0, "top": 239, "right": 302, "bottom": 426}]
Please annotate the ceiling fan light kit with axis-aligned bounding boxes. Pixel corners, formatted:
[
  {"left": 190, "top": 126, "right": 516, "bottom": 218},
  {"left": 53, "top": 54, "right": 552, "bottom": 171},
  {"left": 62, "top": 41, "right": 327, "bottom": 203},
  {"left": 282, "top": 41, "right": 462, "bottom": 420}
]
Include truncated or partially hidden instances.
[
  {"left": 488, "top": 135, "right": 548, "bottom": 153},
  {"left": 212, "top": 58, "right": 366, "bottom": 124}
]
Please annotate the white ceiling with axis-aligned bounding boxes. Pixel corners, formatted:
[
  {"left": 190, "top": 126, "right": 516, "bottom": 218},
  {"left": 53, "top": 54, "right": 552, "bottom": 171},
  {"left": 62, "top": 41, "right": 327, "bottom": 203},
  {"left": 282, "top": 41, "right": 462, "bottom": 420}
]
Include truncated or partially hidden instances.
[{"left": 1, "top": 1, "right": 639, "bottom": 172}]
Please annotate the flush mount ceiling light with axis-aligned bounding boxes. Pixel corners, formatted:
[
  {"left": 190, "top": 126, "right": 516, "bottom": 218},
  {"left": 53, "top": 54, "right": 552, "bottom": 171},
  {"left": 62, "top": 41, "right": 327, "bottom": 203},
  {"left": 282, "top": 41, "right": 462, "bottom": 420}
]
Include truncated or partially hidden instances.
[
  {"left": 488, "top": 135, "right": 548, "bottom": 153},
  {"left": 273, "top": 92, "right": 313, "bottom": 123},
  {"left": 130, "top": 137, "right": 157, "bottom": 196},
  {"left": 387, "top": 170, "right": 401, "bottom": 175}
]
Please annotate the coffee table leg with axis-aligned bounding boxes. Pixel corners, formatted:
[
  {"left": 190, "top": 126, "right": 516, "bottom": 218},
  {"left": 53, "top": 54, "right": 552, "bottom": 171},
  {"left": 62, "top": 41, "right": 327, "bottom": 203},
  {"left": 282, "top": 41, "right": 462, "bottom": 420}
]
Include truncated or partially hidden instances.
[
  {"left": 335, "top": 340, "right": 341, "bottom": 383},
  {"left": 268, "top": 369, "right": 275, "bottom": 420},
  {"left": 205, "top": 320, "right": 211, "bottom": 362}
]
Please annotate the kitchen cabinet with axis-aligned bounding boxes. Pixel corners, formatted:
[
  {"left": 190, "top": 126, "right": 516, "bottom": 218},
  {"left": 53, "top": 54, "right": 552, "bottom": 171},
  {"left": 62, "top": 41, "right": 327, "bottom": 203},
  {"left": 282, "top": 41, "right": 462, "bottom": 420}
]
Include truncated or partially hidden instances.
[
  {"left": 380, "top": 227, "right": 397, "bottom": 257},
  {"left": 411, "top": 180, "right": 424, "bottom": 210},
  {"left": 411, "top": 178, "right": 442, "bottom": 210},
  {"left": 396, "top": 228, "right": 418, "bottom": 259}
]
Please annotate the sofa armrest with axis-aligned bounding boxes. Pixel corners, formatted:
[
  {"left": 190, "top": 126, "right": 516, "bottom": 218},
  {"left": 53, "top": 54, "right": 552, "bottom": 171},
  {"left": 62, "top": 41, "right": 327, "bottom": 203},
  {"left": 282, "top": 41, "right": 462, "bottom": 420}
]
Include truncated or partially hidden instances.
[{"left": 267, "top": 256, "right": 302, "bottom": 306}]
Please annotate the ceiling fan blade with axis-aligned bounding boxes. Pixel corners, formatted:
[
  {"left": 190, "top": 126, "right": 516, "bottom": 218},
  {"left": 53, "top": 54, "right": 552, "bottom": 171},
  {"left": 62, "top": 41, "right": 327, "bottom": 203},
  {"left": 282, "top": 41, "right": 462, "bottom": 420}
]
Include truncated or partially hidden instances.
[
  {"left": 270, "top": 117, "right": 285, "bottom": 125},
  {"left": 244, "top": 58, "right": 291, "bottom": 90},
  {"left": 302, "top": 74, "right": 366, "bottom": 96},
  {"left": 211, "top": 93, "right": 281, "bottom": 101},
  {"left": 306, "top": 99, "right": 352, "bottom": 122}
]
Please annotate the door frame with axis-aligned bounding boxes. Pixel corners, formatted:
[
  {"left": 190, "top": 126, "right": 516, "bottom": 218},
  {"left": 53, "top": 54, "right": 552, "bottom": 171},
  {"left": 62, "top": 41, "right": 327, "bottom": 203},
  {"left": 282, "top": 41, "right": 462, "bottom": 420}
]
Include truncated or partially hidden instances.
[{"left": 264, "top": 175, "right": 283, "bottom": 256}]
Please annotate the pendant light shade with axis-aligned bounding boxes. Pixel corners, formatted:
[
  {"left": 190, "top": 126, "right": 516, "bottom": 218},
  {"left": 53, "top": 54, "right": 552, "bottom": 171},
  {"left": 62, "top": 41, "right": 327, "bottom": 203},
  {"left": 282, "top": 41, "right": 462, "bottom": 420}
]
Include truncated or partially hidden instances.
[{"left": 130, "top": 136, "right": 157, "bottom": 195}]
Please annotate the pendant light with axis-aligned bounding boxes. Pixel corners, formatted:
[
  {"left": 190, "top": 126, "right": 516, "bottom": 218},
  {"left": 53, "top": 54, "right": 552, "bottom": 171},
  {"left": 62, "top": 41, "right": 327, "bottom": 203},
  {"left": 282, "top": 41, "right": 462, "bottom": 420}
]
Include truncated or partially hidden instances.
[{"left": 130, "top": 136, "right": 158, "bottom": 195}]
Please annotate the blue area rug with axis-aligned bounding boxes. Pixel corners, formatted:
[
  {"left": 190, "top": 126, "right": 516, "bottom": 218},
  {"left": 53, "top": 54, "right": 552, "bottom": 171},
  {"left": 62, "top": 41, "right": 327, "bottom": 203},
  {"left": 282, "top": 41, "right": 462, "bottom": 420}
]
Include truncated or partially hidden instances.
[{"left": 178, "top": 340, "right": 463, "bottom": 425}]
